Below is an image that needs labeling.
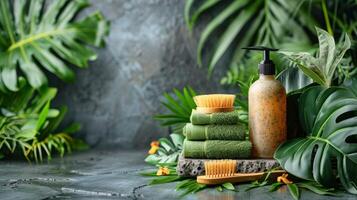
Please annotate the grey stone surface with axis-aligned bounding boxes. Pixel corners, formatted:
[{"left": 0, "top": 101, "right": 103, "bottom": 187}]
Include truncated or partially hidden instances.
[
  {"left": 0, "top": 150, "right": 355, "bottom": 200},
  {"left": 52, "top": 0, "right": 232, "bottom": 148},
  {"left": 177, "top": 155, "right": 280, "bottom": 177}
]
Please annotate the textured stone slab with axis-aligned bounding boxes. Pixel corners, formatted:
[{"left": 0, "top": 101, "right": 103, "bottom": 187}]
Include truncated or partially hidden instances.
[{"left": 177, "top": 155, "right": 281, "bottom": 177}]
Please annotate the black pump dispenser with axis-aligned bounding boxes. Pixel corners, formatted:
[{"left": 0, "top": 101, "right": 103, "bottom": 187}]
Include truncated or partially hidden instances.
[{"left": 243, "top": 46, "right": 278, "bottom": 75}]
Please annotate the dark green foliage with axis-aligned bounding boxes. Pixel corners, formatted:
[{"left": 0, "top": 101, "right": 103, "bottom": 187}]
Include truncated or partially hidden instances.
[
  {"left": 275, "top": 86, "right": 357, "bottom": 194},
  {"left": 186, "top": 0, "right": 357, "bottom": 91},
  {"left": 0, "top": 80, "right": 87, "bottom": 162},
  {"left": 155, "top": 87, "right": 197, "bottom": 134},
  {"left": 185, "top": 0, "right": 314, "bottom": 75},
  {"left": 281, "top": 28, "right": 351, "bottom": 87},
  {"left": 287, "top": 184, "right": 300, "bottom": 200},
  {"left": 0, "top": 0, "right": 110, "bottom": 90},
  {"left": 145, "top": 133, "right": 184, "bottom": 165}
]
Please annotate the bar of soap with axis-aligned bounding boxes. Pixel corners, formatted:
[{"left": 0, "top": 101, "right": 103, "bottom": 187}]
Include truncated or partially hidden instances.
[{"left": 176, "top": 155, "right": 280, "bottom": 177}]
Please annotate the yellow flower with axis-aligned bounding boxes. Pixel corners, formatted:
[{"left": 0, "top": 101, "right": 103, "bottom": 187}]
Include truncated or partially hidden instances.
[
  {"left": 156, "top": 167, "right": 170, "bottom": 176},
  {"left": 277, "top": 173, "right": 293, "bottom": 184},
  {"left": 148, "top": 140, "right": 160, "bottom": 154}
]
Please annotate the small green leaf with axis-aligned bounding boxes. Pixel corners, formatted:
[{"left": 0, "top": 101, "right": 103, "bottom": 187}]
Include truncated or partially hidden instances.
[
  {"left": 63, "top": 123, "right": 81, "bottom": 134},
  {"left": 222, "top": 182, "right": 235, "bottom": 191},
  {"left": 269, "top": 182, "right": 283, "bottom": 192},
  {"left": 140, "top": 171, "right": 158, "bottom": 177},
  {"left": 245, "top": 180, "right": 268, "bottom": 191},
  {"left": 297, "top": 182, "right": 336, "bottom": 196},
  {"left": 149, "top": 176, "right": 182, "bottom": 185},
  {"left": 176, "top": 179, "right": 196, "bottom": 190},
  {"left": 144, "top": 155, "right": 160, "bottom": 165},
  {"left": 216, "top": 186, "right": 223, "bottom": 192},
  {"left": 70, "top": 139, "right": 89, "bottom": 151},
  {"left": 36, "top": 101, "right": 50, "bottom": 131},
  {"left": 179, "top": 182, "right": 206, "bottom": 197},
  {"left": 287, "top": 184, "right": 300, "bottom": 200},
  {"left": 169, "top": 133, "right": 184, "bottom": 148}
]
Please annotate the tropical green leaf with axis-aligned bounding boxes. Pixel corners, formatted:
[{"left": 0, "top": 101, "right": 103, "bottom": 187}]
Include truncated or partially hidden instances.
[
  {"left": 149, "top": 176, "right": 182, "bottom": 185},
  {"left": 184, "top": 0, "right": 195, "bottom": 29},
  {"left": 343, "top": 76, "right": 357, "bottom": 96},
  {"left": 277, "top": 67, "right": 313, "bottom": 94},
  {"left": 178, "top": 181, "right": 207, "bottom": 197},
  {"left": 155, "top": 87, "right": 196, "bottom": 134},
  {"left": 185, "top": 0, "right": 221, "bottom": 31},
  {"left": 280, "top": 28, "right": 351, "bottom": 87},
  {"left": 208, "top": 1, "right": 259, "bottom": 74},
  {"left": 222, "top": 182, "right": 236, "bottom": 191},
  {"left": 0, "top": 78, "right": 33, "bottom": 112},
  {"left": 0, "top": 81, "right": 85, "bottom": 162},
  {"left": 36, "top": 101, "right": 50, "bottom": 131},
  {"left": 245, "top": 180, "right": 268, "bottom": 191},
  {"left": 269, "top": 182, "right": 283, "bottom": 192},
  {"left": 274, "top": 86, "right": 357, "bottom": 194},
  {"left": 0, "top": 0, "right": 109, "bottom": 90},
  {"left": 175, "top": 179, "right": 196, "bottom": 190},
  {"left": 145, "top": 133, "right": 183, "bottom": 165},
  {"left": 187, "top": 0, "right": 312, "bottom": 73},
  {"left": 29, "top": 87, "right": 57, "bottom": 113},
  {"left": 170, "top": 133, "right": 184, "bottom": 148},
  {"left": 287, "top": 184, "right": 300, "bottom": 200},
  {"left": 220, "top": 62, "right": 258, "bottom": 86},
  {"left": 297, "top": 182, "right": 336, "bottom": 196}
]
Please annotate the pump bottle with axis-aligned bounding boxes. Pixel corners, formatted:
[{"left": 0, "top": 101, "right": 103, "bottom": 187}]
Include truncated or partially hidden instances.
[{"left": 243, "top": 46, "right": 286, "bottom": 158}]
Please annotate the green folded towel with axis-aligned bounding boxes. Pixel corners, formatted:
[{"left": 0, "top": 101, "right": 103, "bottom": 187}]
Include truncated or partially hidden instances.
[
  {"left": 183, "top": 123, "right": 245, "bottom": 141},
  {"left": 183, "top": 139, "right": 251, "bottom": 159},
  {"left": 190, "top": 110, "right": 240, "bottom": 125}
]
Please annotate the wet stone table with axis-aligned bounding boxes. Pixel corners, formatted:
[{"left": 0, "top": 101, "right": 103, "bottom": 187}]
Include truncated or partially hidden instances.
[{"left": 0, "top": 149, "right": 355, "bottom": 200}]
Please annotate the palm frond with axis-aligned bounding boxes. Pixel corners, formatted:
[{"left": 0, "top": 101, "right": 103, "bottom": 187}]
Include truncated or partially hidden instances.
[
  {"left": 0, "top": 81, "right": 86, "bottom": 162},
  {"left": 27, "top": 133, "right": 74, "bottom": 162},
  {"left": 186, "top": 0, "right": 313, "bottom": 75},
  {"left": 155, "top": 87, "right": 196, "bottom": 134}
]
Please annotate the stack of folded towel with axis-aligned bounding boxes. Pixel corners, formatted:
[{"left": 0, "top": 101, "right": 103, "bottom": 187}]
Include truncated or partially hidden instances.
[{"left": 183, "top": 110, "right": 252, "bottom": 159}]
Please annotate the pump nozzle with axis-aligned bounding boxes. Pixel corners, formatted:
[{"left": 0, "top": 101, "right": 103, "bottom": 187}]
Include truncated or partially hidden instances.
[{"left": 242, "top": 46, "right": 278, "bottom": 75}]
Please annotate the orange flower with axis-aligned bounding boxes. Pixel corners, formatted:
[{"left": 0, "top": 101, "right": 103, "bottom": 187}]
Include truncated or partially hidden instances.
[
  {"left": 156, "top": 167, "right": 170, "bottom": 176},
  {"left": 148, "top": 140, "right": 160, "bottom": 154},
  {"left": 151, "top": 141, "right": 160, "bottom": 147},
  {"left": 277, "top": 173, "right": 293, "bottom": 184}
]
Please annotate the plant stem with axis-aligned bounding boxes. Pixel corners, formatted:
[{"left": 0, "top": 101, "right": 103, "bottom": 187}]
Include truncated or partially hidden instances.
[{"left": 321, "top": 0, "right": 333, "bottom": 36}]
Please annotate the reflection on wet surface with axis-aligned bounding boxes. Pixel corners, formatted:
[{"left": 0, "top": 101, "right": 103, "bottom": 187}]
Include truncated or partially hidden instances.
[{"left": 0, "top": 150, "right": 354, "bottom": 200}]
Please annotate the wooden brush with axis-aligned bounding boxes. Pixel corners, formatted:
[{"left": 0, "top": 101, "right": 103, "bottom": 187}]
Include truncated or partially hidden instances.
[
  {"left": 193, "top": 94, "right": 235, "bottom": 114},
  {"left": 197, "top": 160, "right": 285, "bottom": 185}
]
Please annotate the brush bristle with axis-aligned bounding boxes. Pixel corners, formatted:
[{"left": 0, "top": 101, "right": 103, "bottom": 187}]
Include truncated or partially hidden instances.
[
  {"left": 194, "top": 94, "right": 235, "bottom": 108},
  {"left": 204, "top": 160, "right": 236, "bottom": 177}
]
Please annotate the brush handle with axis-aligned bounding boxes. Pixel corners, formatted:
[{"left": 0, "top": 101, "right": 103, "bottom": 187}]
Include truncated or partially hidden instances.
[{"left": 197, "top": 170, "right": 285, "bottom": 185}]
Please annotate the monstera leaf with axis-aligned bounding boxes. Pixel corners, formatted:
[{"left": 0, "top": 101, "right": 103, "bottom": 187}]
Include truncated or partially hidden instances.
[
  {"left": 274, "top": 86, "right": 357, "bottom": 194},
  {"left": 0, "top": 0, "right": 109, "bottom": 91}
]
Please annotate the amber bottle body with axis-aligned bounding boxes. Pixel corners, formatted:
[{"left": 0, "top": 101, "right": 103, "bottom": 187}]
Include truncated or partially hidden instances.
[{"left": 249, "top": 75, "right": 286, "bottom": 158}]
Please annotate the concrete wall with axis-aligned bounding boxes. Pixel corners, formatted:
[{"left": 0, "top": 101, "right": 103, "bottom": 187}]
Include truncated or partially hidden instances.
[{"left": 53, "top": 0, "right": 231, "bottom": 148}]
